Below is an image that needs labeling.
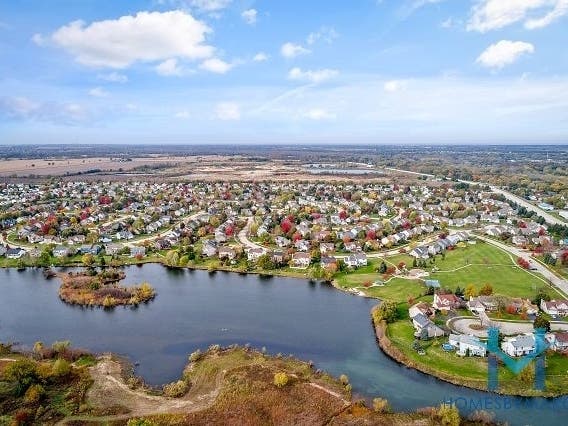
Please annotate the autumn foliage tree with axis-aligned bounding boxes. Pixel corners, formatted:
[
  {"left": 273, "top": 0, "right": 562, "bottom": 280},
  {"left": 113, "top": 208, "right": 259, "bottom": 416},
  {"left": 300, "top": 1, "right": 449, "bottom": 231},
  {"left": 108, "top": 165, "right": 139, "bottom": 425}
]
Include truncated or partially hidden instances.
[{"left": 517, "top": 257, "right": 530, "bottom": 269}]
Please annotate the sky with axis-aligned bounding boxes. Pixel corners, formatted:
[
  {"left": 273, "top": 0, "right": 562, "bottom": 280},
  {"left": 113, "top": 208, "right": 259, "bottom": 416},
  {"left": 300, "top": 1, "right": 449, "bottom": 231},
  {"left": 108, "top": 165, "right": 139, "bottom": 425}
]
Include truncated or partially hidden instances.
[{"left": 0, "top": 0, "right": 567, "bottom": 145}]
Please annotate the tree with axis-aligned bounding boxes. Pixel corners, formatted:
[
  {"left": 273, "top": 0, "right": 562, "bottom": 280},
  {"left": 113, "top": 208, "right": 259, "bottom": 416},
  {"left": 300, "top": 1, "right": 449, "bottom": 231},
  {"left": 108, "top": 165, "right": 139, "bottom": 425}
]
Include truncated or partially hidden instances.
[
  {"left": 373, "top": 301, "right": 399, "bottom": 323},
  {"left": 464, "top": 285, "right": 477, "bottom": 300},
  {"left": 273, "top": 372, "right": 289, "bottom": 388},
  {"left": 257, "top": 254, "right": 275, "bottom": 270},
  {"left": 479, "top": 283, "right": 493, "bottom": 296},
  {"left": 533, "top": 289, "right": 551, "bottom": 305},
  {"left": 533, "top": 316, "right": 551, "bottom": 332},
  {"left": 377, "top": 261, "right": 387, "bottom": 274},
  {"left": 81, "top": 253, "right": 95, "bottom": 267}
]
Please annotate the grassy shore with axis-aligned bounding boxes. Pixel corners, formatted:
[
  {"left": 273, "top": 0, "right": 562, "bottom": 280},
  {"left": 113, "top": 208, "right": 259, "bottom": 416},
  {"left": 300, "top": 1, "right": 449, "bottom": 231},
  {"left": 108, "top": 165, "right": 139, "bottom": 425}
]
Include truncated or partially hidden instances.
[{"left": 372, "top": 307, "right": 568, "bottom": 397}]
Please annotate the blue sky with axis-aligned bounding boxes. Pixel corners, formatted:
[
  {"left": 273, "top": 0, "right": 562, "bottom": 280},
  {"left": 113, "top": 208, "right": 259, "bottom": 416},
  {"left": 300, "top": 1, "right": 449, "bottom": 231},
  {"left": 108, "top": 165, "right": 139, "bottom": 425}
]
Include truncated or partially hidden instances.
[{"left": 1, "top": 0, "right": 567, "bottom": 144}]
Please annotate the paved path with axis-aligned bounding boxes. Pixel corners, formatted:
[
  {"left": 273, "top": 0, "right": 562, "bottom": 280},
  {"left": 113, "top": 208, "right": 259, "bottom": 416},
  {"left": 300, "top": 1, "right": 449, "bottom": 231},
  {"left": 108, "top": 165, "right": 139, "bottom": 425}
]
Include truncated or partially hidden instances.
[
  {"left": 475, "top": 234, "right": 568, "bottom": 298},
  {"left": 449, "top": 316, "right": 568, "bottom": 338},
  {"left": 489, "top": 186, "right": 566, "bottom": 226}
]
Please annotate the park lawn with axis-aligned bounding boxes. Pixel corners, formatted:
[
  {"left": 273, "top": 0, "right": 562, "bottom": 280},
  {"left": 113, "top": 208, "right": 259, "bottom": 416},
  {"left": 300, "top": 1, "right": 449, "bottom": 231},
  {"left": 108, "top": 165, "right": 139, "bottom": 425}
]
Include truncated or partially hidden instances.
[
  {"left": 364, "top": 278, "right": 426, "bottom": 301},
  {"left": 387, "top": 241, "right": 547, "bottom": 299}
]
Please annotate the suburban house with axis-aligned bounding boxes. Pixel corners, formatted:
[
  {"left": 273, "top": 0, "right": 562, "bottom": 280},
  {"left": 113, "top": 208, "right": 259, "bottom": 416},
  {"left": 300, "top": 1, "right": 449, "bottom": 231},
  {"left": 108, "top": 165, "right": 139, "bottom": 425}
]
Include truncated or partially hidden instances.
[
  {"left": 247, "top": 248, "right": 265, "bottom": 262},
  {"left": 129, "top": 246, "right": 146, "bottom": 258},
  {"left": 53, "top": 246, "right": 69, "bottom": 258},
  {"left": 202, "top": 242, "right": 218, "bottom": 258},
  {"left": 272, "top": 249, "right": 286, "bottom": 264},
  {"left": 104, "top": 243, "right": 122, "bottom": 256},
  {"left": 448, "top": 334, "right": 487, "bottom": 357},
  {"left": 6, "top": 248, "right": 26, "bottom": 259},
  {"left": 467, "top": 296, "right": 498, "bottom": 314},
  {"left": 292, "top": 252, "right": 311, "bottom": 268},
  {"left": 319, "top": 242, "right": 335, "bottom": 254},
  {"left": 546, "top": 332, "right": 568, "bottom": 352},
  {"left": 540, "top": 299, "right": 568, "bottom": 317},
  {"left": 433, "top": 293, "right": 463, "bottom": 312},
  {"left": 320, "top": 256, "right": 337, "bottom": 269},
  {"left": 409, "top": 302, "right": 434, "bottom": 319},
  {"left": 218, "top": 246, "right": 237, "bottom": 260},
  {"left": 410, "top": 312, "right": 445, "bottom": 339},
  {"left": 344, "top": 252, "right": 367, "bottom": 268},
  {"left": 501, "top": 334, "right": 536, "bottom": 357}
]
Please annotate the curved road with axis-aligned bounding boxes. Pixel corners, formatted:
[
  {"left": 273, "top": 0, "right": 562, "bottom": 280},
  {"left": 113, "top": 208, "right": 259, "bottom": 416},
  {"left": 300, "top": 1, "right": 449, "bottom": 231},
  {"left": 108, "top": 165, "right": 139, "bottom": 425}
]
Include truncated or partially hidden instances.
[
  {"left": 383, "top": 166, "right": 566, "bottom": 226},
  {"left": 475, "top": 234, "right": 568, "bottom": 297}
]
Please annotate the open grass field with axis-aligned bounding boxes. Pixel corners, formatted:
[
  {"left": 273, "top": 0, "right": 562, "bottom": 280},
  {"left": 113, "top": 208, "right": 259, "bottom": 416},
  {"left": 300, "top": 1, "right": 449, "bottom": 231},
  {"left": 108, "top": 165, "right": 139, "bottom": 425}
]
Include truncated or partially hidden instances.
[{"left": 337, "top": 241, "right": 550, "bottom": 301}]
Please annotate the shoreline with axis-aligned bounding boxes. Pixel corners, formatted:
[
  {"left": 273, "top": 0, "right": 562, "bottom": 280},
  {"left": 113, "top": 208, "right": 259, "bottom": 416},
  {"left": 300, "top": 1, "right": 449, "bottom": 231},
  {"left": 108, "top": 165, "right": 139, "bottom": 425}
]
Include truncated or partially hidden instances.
[
  {"left": 6, "top": 263, "right": 565, "bottom": 399},
  {"left": 370, "top": 306, "right": 568, "bottom": 398}
]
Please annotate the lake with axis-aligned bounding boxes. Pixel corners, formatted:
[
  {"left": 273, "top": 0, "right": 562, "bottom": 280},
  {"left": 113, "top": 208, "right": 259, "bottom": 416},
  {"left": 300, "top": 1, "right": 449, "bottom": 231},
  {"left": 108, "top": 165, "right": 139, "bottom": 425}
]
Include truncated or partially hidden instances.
[{"left": 0, "top": 265, "right": 564, "bottom": 425}]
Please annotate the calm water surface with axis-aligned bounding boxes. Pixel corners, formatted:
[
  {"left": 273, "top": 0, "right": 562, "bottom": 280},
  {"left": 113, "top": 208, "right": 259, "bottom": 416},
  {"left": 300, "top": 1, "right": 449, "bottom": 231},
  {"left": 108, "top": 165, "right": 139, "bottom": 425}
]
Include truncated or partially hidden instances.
[{"left": 0, "top": 266, "right": 564, "bottom": 425}]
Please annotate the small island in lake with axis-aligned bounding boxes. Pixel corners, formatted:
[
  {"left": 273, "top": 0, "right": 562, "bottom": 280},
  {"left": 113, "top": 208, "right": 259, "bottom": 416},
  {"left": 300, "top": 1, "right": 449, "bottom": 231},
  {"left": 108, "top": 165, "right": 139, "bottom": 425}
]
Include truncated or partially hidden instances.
[{"left": 58, "top": 268, "right": 156, "bottom": 307}]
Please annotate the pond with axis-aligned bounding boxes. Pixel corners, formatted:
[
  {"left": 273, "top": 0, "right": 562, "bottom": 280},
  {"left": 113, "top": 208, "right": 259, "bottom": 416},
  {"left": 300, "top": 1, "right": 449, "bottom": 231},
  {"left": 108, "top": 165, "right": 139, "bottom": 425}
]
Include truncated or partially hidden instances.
[{"left": 0, "top": 265, "right": 564, "bottom": 425}]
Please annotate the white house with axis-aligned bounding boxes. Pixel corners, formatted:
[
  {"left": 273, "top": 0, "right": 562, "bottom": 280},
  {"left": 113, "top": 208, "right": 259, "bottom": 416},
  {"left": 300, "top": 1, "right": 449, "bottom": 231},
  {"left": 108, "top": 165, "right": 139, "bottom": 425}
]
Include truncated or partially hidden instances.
[
  {"left": 501, "top": 334, "right": 536, "bottom": 357},
  {"left": 292, "top": 252, "right": 311, "bottom": 268},
  {"left": 448, "top": 334, "right": 487, "bottom": 357},
  {"left": 540, "top": 299, "right": 568, "bottom": 317},
  {"left": 411, "top": 313, "right": 445, "bottom": 339}
]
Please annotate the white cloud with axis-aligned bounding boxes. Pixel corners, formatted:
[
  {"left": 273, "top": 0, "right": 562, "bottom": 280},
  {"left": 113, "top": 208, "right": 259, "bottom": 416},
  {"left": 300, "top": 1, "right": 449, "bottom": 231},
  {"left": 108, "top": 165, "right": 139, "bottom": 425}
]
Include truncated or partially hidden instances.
[
  {"left": 0, "top": 96, "right": 89, "bottom": 124},
  {"left": 88, "top": 87, "right": 110, "bottom": 97},
  {"left": 253, "top": 52, "right": 269, "bottom": 62},
  {"left": 0, "top": 96, "right": 40, "bottom": 116},
  {"left": 467, "top": 0, "right": 568, "bottom": 32},
  {"left": 525, "top": 0, "right": 568, "bottom": 28},
  {"left": 156, "top": 58, "right": 184, "bottom": 76},
  {"left": 477, "top": 40, "right": 535, "bottom": 69},
  {"left": 241, "top": 9, "right": 258, "bottom": 25},
  {"left": 199, "top": 57, "right": 233, "bottom": 74},
  {"left": 303, "top": 108, "right": 336, "bottom": 120},
  {"left": 281, "top": 42, "right": 310, "bottom": 58},
  {"left": 306, "top": 27, "right": 338, "bottom": 45},
  {"left": 41, "top": 10, "right": 213, "bottom": 68},
  {"left": 189, "top": 0, "right": 232, "bottom": 12},
  {"left": 288, "top": 67, "right": 338, "bottom": 84},
  {"left": 97, "top": 72, "right": 128, "bottom": 83},
  {"left": 31, "top": 33, "right": 46, "bottom": 46},
  {"left": 383, "top": 80, "right": 407, "bottom": 92},
  {"left": 175, "top": 110, "right": 190, "bottom": 119},
  {"left": 215, "top": 102, "right": 240, "bottom": 120}
]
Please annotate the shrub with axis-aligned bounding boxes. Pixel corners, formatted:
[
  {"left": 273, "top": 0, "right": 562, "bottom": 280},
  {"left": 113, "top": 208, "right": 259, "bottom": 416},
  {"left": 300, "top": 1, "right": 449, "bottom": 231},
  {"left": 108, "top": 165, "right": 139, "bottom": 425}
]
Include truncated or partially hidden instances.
[
  {"left": 189, "top": 349, "right": 202, "bottom": 362},
  {"left": 372, "top": 397, "right": 391, "bottom": 413},
  {"left": 208, "top": 344, "right": 221, "bottom": 353},
  {"left": 52, "top": 359, "right": 71, "bottom": 377},
  {"left": 469, "top": 410, "right": 495, "bottom": 425},
  {"left": 163, "top": 380, "right": 189, "bottom": 398},
  {"left": 24, "top": 384, "right": 45, "bottom": 404},
  {"left": 4, "top": 359, "right": 39, "bottom": 396},
  {"left": 273, "top": 372, "right": 289, "bottom": 388},
  {"left": 339, "top": 374, "right": 349, "bottom": 385},
  {"left": 52, "top": 340, "right": 71, "bottom": 355},
  {"left": 435, "top": 403, "right": 461, "bottom": 426}
]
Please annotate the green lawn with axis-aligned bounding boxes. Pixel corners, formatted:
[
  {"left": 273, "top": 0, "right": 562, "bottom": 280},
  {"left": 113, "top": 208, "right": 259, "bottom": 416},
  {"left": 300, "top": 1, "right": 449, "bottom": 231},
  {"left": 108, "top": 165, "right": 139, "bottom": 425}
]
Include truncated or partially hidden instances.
[
  {"left": 379, "top": 242, "right": 548, "bottom": 299},
  {"left": 386, "top": 320, "right": 568, "bottom": 395}
]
